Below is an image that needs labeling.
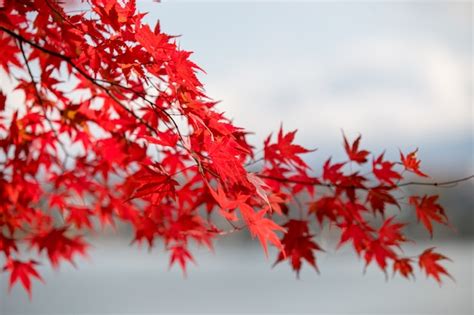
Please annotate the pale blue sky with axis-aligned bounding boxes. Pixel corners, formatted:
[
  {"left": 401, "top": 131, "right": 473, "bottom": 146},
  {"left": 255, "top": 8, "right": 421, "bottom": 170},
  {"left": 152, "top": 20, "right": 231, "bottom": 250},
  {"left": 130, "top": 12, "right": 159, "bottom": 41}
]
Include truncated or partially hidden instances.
[{"left": 139, "top": 2, "right": 472, "bottom": 177}]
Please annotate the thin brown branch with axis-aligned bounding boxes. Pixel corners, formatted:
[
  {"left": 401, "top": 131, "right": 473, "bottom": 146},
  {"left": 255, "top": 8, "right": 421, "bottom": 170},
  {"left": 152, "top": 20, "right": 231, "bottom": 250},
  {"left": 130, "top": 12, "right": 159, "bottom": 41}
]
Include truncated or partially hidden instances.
[
  {"left": 2, "top": 26, "right": 209, "bottom": 175},
  {"left": 257, "top": 174, "right": 326, "bottom": 187},
  {"left": 1, "top": 27, "right": 162, "bottom": 138},
  {"left": 258, "top": 174, "right": 474, "bottom": 190},
  {"left": 18, "top": 40, "right": 71, "bottom": 168},
  {"left": 4, "top": 26, "right": 187, "bottom": 148},
  {"left": 396, "top": 175, "right": 474, "bottom": 188}
]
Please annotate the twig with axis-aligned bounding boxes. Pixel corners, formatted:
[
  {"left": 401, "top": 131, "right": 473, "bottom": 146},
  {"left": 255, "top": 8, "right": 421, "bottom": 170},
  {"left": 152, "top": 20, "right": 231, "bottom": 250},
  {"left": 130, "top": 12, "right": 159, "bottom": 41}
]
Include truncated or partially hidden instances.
[{"left": 258, "top": 174, "right": 474, "bottom": 190}]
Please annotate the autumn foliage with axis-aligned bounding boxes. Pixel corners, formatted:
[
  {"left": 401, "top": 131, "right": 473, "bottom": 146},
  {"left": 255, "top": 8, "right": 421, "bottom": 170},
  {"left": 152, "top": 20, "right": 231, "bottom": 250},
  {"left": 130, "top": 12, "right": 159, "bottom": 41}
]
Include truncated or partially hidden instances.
[{"left": 0, "top": 0, "right": 462, "bottom": 297}]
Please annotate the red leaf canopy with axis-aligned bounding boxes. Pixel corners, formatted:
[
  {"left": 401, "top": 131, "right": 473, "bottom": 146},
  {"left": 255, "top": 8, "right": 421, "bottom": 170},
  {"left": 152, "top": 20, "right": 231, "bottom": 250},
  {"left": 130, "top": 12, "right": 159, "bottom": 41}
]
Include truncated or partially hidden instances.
[{"left": 0, "top": 0, "right": 457, "bottom": 296}]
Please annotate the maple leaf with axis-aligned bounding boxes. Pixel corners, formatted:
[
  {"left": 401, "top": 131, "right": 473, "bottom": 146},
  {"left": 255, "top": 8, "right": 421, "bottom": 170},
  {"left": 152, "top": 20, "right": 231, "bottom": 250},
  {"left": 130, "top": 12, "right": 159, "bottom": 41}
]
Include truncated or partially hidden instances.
[
  {"left": 264, "top": 126, "right": 312, "bottom": 169},
  {"left": 338, "top": 221, "right": 374, "bottom": 255},
  {"left": 372, "top": 153, "right": 402, "bottom": 185},
  {"left": 341, "top": 201, "right": 368, "bottom": 222},
  {"left": 337, "top": 172, "right": 367, "bottom": 202},
  {"left": 206, "top": 182, "right": 248, "bottom": 220},
  {"left": 247, "top": 172, "right": 271, "bottom": 208},
  {"left": 168, "top": 214, "right": 213, "bottom": 249},
  {"left": 358, "top": 218, "right": 406, "bottom": 271},
  {"left": 142, "top": 131, "right": 178, "bottom": 147},
  {"left": 0, "top": 233, "right": 18, "bottom": 256},
  {"left": 169, "top": 244, "right": 195, "bottom": 276},
  {"left": 65, "top": 206, "right": 93, "bottom": 229},
  {"left": 0, "top": 90, "right": 6, "bottom": 111},
  {"left": 393, "top": 258, "right": 414, "bottom": 279},
  {"left": 266, "top": 192, "right": 289, "bottom": 215},
  {"left": 378, "top": 217, "right": 406, "bottom": 247},
  {"left": 3, "top": 259, "right": 43, "bottom": 298},
  {"left": 309, "top": 196, "right": 341, "bottom": 224},
  {"left": 273, "top": 220, "right": 322, "bottom": 277},
  {"left": 322, "top": 158, "right": 345, "bottom": 183},
  {"left": 0, "top": 36, "right": 21, "bottom": 74},
  {"left": 364, "top": 239, "right": 396, "bottom": 270},
  {"left": 409, "top": 195, "right": 448, "bottom": 237},
  {"left": 240, "top": 203, "right": 285, "bottom": 256},
  {"left": 205, "top": 137, "right": 249, "bottom": 188},
  {"left": 29, "top": 228, "right": 88, "bottom": 268},
  {"left": 288, "top": 173, "right": 318, "bottom": 196},
  {"left": 366, "top": 187, "right": 399, "bottom": 216},
  {"left": 132, "top": 216, "right": 158, "bottom": 247},
  {"left": 418, "top": 248, "right": 452, "bottom": 283},
  {"left": 343, "top": 132, "right": 369, "bottom": 164},
  {"left": 400, "top": 149, "right": 428, "bottom": 177},
  {"left": 128, "top": 166, "right": 178, "bottom": 201}
]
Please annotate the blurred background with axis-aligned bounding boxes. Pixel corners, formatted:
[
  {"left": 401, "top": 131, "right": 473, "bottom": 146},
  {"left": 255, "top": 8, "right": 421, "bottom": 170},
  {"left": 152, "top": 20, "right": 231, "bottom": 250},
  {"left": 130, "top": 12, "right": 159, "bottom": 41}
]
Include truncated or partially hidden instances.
[{"left": 1, "top": 1, "right": 473, "bottom": 314}]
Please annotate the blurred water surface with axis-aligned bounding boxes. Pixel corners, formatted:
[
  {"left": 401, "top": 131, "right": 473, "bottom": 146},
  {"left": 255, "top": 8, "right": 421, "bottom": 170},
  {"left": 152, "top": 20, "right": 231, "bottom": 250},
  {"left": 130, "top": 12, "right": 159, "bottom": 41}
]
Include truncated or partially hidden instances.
[{"left": 1, "top": 238, "right": 472, "bottom": 314}]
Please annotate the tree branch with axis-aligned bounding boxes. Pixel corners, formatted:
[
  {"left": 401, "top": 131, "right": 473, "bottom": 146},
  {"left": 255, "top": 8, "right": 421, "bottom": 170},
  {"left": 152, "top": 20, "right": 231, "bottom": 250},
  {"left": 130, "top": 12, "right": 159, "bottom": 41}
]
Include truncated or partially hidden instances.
[
  {"left": 1, "top": 26, "right": 208, "bottom": 175},
  {"left": 0, "top": 26, "right": 179, "bottom": 144},
  {"left": 18, "top": 39, "right": 71, "bottom": 168},
  {"left": 257, "top": 174, "right": 474, "bottom": 190}
]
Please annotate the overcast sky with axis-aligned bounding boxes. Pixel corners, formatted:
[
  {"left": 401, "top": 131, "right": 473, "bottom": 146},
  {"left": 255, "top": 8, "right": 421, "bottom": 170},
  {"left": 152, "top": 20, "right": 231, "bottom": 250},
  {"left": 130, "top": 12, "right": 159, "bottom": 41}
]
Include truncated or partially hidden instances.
[{"left": 138, "top": 2, "right": 472, "bottom": 177}]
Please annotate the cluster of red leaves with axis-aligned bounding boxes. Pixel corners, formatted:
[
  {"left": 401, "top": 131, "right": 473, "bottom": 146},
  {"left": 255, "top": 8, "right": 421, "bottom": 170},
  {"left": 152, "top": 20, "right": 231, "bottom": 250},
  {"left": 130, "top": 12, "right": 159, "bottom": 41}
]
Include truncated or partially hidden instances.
[
  {"left": 0, "top": 0, "right": 453, "bottom": 297},
  {"left": 262, "top": 131, "right": 451, "bottom": 280}
]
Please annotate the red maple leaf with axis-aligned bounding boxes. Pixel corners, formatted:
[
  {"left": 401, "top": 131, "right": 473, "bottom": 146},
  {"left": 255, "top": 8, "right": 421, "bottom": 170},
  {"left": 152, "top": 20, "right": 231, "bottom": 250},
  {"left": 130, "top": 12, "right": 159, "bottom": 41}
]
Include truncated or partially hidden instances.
[
  {"left": 322, "top": 158, "right": 345, "bottom": 184},
  {"left": 372, "top": 153, "right": 402, "bottom": 185},
  {"left": 132, "top": 216, "right": 159, "bottom": 247},
  {"left": 366, "top": 187, "right": 400, "bottom": 216},
  {"left": 65, "top": 206, "right": 93, "bottom": 229},
  {"left": 240, "top": 203, "right": 285, "bottom": 256},
  {"left": 0, "top": 36, "right": 21, "bottom": 74},
  {"left": 206, "top": 182, "right": 248, "bottom": 221},
  {"left": 409, "top": 195, "right": 448, "bottom": 237},
  {"left": 128, "top": 166, "right": 178, "bottom": 201},
  {"left": 0, "top": 90, "right": 6, "bottom": 111},
  {"left": 338, "top": 221, "right": 374, "bottom": 255},
  {"left": 0, "top": 233, "right": 18, "bottom": 256},
  {"left": 273, "top": 219, "right": 322, "bottom": 276},
  {"left": 364, "top": 239, "right": 397, "bottom": 270},
  {"left": 309, "top": 196, "right": 341, "bottom": 224},
  {"left": 393, "top": 258, "right": 414, "bottom": 279},
  {"left": 343, "top": 133, "right": 369, "bottom": 164},
  {"left": 29, "top": 228, "right": 88, "bottom": 268},
  {"left": 418, "top": 248, "right": 452, "bottom": 283},
  {"left": 3, "top": 259, "right": 43, "bottom": 298},
  {"left": 400, "top": 149, "right": 428, "bottom": 177},
  {"left": 264, "top": 126, "right": 312, "bottom": 170},
  {"left": 378, "top": 217, "right": 407, "bottom": 247},
  {"left": 169, "top": 244, "right": 195, "bottom": 276},
  {"left": 337, "top": 172, "right": 367, "bottom": 202}
]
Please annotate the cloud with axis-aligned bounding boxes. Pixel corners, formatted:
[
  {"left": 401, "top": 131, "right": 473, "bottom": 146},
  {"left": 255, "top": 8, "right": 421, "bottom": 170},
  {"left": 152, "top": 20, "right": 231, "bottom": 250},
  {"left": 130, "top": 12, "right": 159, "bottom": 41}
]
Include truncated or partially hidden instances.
[{"left": 205, "top": 36, "right": 471, "bottom": 152}]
